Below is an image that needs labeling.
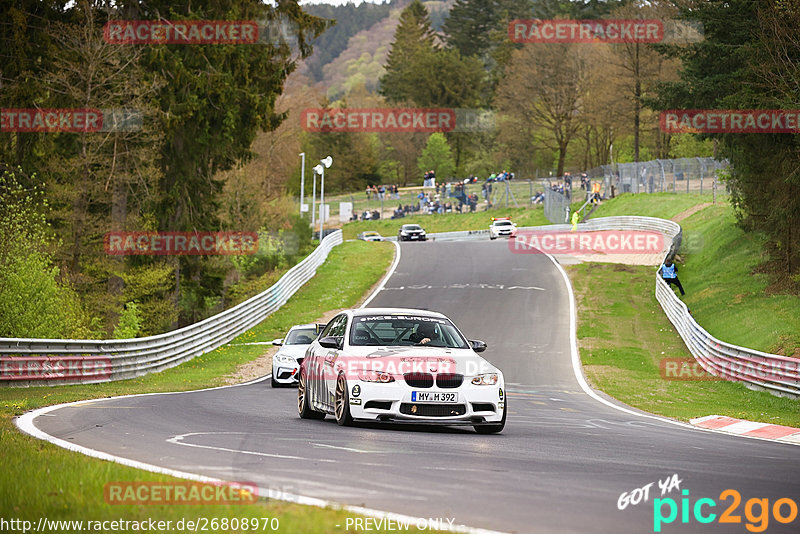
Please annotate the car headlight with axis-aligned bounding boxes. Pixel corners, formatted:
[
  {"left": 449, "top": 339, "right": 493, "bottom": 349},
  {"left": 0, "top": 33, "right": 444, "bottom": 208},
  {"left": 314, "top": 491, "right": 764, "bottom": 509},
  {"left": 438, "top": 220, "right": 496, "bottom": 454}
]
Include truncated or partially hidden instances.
[
  {"left": 471, "top": 373, "right": 498, "bottom": 386},
  {"left": 275, "top": 355, "right": 296, "bottom": 364},
  {"left": 358, "top": 371, "right": 395, "bottom": 383}
]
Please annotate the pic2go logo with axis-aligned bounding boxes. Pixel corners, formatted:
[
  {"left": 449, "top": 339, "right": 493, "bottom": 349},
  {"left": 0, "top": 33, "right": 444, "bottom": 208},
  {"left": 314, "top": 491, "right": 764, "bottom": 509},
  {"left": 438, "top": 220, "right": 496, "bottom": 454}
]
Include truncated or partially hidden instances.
[{"left": 653, "top": 489, "right": 798, "bottom": 532}]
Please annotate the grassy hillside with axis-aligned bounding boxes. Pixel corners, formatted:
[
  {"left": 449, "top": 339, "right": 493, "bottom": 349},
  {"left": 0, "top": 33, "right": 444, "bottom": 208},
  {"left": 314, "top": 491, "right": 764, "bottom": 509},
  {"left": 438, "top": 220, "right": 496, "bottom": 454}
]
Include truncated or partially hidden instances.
[{"left": 572, "top": 193, "right": 800, "bottom": 425}]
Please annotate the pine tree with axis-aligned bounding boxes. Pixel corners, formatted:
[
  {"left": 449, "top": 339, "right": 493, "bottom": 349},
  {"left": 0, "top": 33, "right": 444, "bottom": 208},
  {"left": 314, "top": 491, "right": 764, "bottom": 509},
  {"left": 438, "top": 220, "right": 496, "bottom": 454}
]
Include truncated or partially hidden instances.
[{"left": 378, "top": 0, "right": 438, "bottom": 104}]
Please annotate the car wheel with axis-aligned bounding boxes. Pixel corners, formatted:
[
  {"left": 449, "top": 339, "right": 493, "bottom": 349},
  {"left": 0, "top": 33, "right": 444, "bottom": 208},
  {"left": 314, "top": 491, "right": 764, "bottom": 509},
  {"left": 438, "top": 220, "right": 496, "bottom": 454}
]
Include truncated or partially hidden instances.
[
  {"left": 334, "top": 373, "right": 354, "bottom": 426},
  {"left": 490, "top": 236, "right": 496, "bottom": 240},
  {"left": 298, "top": 369, "right": 325, "bottom": 420},
  {"left": 271, "top": 374, "right": 279, "bottom": 388},
  {"left": 474, "top": 397, "right": 506, "bottom": 434}
]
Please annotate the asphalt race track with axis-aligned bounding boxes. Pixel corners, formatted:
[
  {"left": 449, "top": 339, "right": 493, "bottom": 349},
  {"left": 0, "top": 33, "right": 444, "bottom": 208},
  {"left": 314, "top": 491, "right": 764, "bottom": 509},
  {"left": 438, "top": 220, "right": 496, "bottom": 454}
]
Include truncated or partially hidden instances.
[{"left": 29, "top": 240, "right": 800, "bottom": 533}]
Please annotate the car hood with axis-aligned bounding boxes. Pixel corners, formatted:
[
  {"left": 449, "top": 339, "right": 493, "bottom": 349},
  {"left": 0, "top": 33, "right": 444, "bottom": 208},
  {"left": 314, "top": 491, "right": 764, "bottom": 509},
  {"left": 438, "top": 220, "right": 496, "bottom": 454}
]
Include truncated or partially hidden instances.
[
  {"left": 339, "top": 345, "right": 499, "bottom": 376},
  {"left": 276, "top": 345, "right": 310, "bottom": 359}
]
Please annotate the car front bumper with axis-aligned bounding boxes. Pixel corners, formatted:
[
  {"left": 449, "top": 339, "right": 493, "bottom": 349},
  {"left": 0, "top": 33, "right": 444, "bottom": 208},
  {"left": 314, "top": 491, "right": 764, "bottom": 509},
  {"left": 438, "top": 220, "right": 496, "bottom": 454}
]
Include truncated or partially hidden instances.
[
  {"left": 272, "top": 361, "right": 300, "bottom": 384},
  {"left": 346, "top": 379, "right": 505, "bottom": 424}
]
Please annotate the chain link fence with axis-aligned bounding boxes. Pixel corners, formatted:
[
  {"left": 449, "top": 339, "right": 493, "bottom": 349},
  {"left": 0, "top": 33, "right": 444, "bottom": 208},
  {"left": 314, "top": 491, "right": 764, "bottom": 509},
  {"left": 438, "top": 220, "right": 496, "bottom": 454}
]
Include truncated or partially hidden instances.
[{"left": 298, "top": 157, "right": 729, "bottom": 225}]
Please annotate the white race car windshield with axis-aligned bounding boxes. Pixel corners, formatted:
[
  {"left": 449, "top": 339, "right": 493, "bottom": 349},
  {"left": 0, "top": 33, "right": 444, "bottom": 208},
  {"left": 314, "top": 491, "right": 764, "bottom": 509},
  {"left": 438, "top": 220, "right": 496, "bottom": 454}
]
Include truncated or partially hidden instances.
[
  {"left": 350, "top": 315, "right": 469, "bottom": 349},
  {"left": 284, "top": 328, "right": 317, "bottom": 345}
]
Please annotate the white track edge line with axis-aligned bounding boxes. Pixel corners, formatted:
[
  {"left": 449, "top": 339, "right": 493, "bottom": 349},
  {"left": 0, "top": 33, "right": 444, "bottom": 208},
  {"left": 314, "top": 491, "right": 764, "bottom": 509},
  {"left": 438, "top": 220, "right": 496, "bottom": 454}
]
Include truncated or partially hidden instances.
[
  {"left": 542, "top": 251, "right": 800, "bottom": 447},
  {"left": 360, "top": 240, "right": 401, "bottom": 309},
  {"left": 15, "top": 393, "right": 505, "bottom": 534}
]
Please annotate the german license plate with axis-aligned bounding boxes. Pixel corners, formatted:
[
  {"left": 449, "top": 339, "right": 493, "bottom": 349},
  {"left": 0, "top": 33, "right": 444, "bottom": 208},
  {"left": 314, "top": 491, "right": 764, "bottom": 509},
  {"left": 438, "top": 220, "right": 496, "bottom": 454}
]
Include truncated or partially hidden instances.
[{"left": 411, "top": 391, "right": 457, "bottom": 403}]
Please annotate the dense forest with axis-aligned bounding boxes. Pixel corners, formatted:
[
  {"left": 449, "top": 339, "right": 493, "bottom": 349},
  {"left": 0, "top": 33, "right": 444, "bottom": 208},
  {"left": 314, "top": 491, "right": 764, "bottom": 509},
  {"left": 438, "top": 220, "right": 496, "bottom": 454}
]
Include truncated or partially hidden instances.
[{"left": 1, "top": 0, "right": 797, "bottom": 341}]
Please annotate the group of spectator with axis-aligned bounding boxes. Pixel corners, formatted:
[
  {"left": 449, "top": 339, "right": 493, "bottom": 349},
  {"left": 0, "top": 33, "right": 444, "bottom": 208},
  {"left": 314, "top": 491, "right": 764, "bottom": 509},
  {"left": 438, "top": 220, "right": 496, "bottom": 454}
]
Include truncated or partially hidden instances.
[
  {"left": 354, "top": 209, "right": 382, "bottom": 221},
  {"left": 365, "top": 184, "right": 399, "bottom": 201}
]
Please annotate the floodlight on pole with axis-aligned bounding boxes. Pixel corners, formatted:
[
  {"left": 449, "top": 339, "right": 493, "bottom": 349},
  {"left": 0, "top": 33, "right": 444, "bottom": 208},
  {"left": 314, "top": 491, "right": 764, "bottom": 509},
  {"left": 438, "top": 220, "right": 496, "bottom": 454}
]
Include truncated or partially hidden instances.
[
  {"left": 299, "top": 152, "right": 306, "bottom": 217},
  {"left": 316, "top": 157, "right": 332, "bottom": 238}
]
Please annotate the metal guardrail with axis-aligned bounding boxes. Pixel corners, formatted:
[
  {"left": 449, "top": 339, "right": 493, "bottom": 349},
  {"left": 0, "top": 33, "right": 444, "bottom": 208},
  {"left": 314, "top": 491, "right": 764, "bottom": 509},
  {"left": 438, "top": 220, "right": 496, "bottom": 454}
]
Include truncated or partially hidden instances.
[
  {"left": 0, "top": 230, "right": 344, "bottom": 387},
  {"left": 416, "top": 216, "right": 798, "bottom": 398}
]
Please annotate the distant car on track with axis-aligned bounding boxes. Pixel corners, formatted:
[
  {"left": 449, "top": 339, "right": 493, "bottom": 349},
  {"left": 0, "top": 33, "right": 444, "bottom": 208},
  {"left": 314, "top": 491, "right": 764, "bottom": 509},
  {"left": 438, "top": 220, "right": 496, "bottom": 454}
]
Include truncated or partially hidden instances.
[
  {"left": 358, "top": 231, "right": 385, "bottom": 242},
  {"left": 271, "top": 323, "right": 324, "bottom": 387},
  {"left": 398, "top": 224, "right": 427, "bottom": 241},
  {"left": 489, "top": 217, "right": 517, "bottom": 240},
  {"left": 298, "top": 308, "right": 506, "bottom": 433}
]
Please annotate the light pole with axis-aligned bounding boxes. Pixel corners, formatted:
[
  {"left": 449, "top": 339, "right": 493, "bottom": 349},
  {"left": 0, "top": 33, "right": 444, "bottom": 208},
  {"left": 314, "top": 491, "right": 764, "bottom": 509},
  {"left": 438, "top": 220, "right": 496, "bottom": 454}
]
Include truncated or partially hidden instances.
[
  {"left": 299, "top": 152, "right": 306, "bottom": 217},
  {"left": 313, "top": 156, "right": 333, "bottom": 239},
  {"left": 311, "top": 168, "right": 317, "bottom": 233}
]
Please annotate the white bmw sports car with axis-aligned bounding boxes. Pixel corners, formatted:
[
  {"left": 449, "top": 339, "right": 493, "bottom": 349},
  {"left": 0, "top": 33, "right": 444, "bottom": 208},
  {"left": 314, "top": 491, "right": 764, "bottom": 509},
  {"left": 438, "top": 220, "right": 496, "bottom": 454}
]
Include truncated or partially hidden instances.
[
  {"left": 271, "top": 323, "right": 323, "bottom": 387},
  {"left": 298, "top": 308, "right": 506, "bottom": 433}
]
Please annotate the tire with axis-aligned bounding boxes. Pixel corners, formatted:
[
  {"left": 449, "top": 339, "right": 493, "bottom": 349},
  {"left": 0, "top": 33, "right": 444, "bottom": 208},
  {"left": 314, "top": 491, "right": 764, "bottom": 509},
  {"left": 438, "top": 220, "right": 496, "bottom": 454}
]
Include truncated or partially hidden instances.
[
  {"left": 298, "top": 369, "right": 325, "bottom": 420},
  {"left": 334, "top": 373, "right": 354, "bottom": 426},
  {"left": 490, "top": 236, "right": 496, "bottom": 240},
  {"left": 271, "top": 374, "right": 279, "bottom": 388},
  {"left": 474, "top": 397, "right": 506, "bottom": 434}
]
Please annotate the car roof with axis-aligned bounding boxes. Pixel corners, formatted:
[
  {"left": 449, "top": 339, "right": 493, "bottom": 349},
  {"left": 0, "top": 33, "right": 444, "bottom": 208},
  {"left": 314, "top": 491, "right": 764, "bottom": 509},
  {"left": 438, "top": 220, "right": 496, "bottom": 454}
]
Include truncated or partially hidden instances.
[
  {"left": 287, "top": 323, "right": 318, "bottom": 331},
  {"left": 350, "top": 308, "right": 447, "bottom": 319}
]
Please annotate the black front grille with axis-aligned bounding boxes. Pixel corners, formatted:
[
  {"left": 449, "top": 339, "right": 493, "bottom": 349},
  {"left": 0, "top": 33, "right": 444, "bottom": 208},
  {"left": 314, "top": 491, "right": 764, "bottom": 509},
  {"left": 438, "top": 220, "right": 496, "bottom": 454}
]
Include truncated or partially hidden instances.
[
  {"left": 364, "top": 400, "right": 392, "bottom": 410},
  {"left": 436, "top": 373, "right": 463, "bottom": 388},
  {"left": 400, "top": 403, "right": 467, "bottom": 417},
  {"left": 404, "top": 372, "right": 434, "bottom": 388}
]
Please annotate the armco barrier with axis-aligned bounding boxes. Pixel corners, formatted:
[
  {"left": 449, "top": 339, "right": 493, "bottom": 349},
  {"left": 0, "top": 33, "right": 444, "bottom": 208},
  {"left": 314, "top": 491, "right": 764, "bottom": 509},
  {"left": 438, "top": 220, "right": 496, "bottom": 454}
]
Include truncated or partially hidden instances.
[
  {"left": 0, "top": 230, "right": 344, "bottom": 387},
  {"left": 417, "top": 215, "right": 797, "bottom": 398}
]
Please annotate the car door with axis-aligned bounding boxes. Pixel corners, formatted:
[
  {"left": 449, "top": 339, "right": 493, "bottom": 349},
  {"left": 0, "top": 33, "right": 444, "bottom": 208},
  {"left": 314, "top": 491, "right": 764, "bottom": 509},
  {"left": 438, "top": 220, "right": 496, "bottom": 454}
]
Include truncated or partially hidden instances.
[
  {"left": 308, "top": 316, "right": 340, "bottom": 411},
  {"left": 321, "top": 314, "right": 348, "bottom": 410}
]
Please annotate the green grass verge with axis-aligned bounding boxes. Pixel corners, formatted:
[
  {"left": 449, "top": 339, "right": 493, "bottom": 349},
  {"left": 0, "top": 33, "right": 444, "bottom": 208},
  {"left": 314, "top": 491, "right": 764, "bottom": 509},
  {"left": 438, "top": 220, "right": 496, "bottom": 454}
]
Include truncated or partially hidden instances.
[
  {"left": 569, "top": 263, "right": 800, "bottom": 426},
  {"left": 679, "top": 205, "right": 800, "bottom": 356},
  {"left": 0, "top": 240, "right": 424, "bottom": 533},
  {"left": 569, "top": 192, "right": 800, "bottom": 426},
  {"left": 591, "top": 192, "right": 720, "bottom": 220}
]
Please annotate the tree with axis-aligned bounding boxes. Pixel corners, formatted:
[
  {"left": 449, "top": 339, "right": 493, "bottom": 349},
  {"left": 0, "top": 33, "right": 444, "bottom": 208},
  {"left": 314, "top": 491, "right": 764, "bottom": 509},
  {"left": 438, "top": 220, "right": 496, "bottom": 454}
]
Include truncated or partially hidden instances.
[
  {"left": 650, "top": 0, "right": 800, "bottom": 275},
  {"left": 378, "top": 0, "right": 438, "bottom": 105},
  {"left": 495, "top": 43, "right": 589, "bottom": 176},
  {"left": 417, "top": 133, "right": 456, "bottom": 180},
  {"left": 0, "top": 167, "right": 89, "bottom": 339}
]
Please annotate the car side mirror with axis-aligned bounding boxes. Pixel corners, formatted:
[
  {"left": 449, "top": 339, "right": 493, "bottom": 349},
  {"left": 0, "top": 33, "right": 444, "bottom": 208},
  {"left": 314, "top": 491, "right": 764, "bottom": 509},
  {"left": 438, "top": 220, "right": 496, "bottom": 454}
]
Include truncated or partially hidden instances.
[
  {"left": 272, "top": 338, "right": 283, "bottom": 346},
  {"left": 319, "top": 336, "right": 342, "bottom": 350},
  {"left": 469, "top": 339, "right": 487, "bottom": 353}
]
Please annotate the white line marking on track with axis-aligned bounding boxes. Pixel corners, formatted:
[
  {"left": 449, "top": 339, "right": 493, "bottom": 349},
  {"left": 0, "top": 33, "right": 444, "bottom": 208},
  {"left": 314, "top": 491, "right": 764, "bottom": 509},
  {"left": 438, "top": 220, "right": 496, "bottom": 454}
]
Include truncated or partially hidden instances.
[
  {"left": 16, "top": 377, "right": 509, "bottom": 534},
  {"left": 313, "top": 443, "right": 379, "bottom": 453},
  {"left": 167, "top": 432, "right": 337, "bottom": 463},
  {"left": 360, "top": 240, "right": 401, "bottom": 308}
]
